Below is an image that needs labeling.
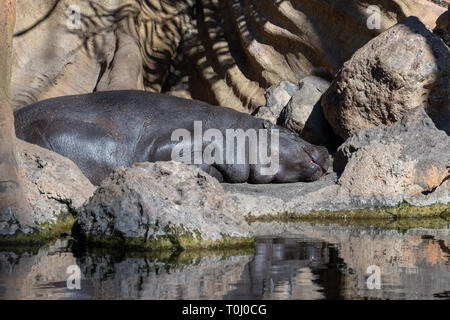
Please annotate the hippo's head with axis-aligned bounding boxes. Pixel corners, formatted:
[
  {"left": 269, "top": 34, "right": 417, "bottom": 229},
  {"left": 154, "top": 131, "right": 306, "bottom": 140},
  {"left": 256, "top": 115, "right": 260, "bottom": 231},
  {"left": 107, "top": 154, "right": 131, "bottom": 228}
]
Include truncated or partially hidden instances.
[
  {"left": 277, "top": 125, "right": 329, "bottom": 182},
  {"left": 251, "top": 122, "right": 330, "bottom": 183}
]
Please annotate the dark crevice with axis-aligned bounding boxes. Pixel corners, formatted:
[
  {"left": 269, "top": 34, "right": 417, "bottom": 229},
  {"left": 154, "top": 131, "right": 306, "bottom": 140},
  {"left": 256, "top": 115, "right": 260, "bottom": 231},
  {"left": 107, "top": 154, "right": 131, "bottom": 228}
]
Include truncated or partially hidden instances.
[{"left": 421, "top": 173, "right": 450, "bottom": 196}]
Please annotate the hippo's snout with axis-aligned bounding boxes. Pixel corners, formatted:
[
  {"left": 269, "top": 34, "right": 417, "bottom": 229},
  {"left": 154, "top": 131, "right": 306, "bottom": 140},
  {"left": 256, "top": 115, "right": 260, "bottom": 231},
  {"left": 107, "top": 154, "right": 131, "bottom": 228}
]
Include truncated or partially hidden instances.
[{"left": 303, "top": 145, "right": 330, "bottom": 179}]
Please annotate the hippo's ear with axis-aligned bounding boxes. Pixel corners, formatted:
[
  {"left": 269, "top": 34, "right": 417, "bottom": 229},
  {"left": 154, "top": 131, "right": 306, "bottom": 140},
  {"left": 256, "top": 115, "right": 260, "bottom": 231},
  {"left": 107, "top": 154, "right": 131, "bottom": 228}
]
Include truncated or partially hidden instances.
[{"left": 262, "top": 120, "right": 273, "bottom": 129}]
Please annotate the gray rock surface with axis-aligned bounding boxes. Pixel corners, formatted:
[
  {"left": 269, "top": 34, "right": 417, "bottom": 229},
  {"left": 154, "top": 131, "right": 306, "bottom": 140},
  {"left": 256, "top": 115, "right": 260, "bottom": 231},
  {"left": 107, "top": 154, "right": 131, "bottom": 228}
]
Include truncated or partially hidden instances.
[
  {"left": 75, "top": 161, "right": 250, "bottom": 244},
  {"left": 17, "top": 139, "right": 95, "bottom": 226},
  {"left": 336, "top": 107, "right": 449, "bottom": 205},
  {"left": 1, "top": 140, "right": 95, "bottom": 236},
  {"left": 223, "top": 172, "right": 343, "bottom": 216},
  {"left": 253, "top": 81, "right": 298, "bottom": 124},
  {"left": 322, "top": 16, "right": 450, "bottom": 139},
  {"left": 278, "top": 76, "right": 333, "bottom": 145},
  {"left": 224, "top": 109, "right": 449, "bottom": 216}
]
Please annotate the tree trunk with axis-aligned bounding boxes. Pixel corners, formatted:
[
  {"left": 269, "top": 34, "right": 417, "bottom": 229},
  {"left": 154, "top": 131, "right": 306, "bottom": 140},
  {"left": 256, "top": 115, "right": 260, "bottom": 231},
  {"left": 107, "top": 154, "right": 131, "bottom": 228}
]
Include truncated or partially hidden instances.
[{"left": 0, "top": 0, "right": 34, "bottom": 234}]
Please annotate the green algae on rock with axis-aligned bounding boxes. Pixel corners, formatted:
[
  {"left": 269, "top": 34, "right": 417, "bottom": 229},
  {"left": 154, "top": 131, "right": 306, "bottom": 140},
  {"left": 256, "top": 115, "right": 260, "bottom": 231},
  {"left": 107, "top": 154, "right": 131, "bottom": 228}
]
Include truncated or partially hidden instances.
[
  {"left": 0, "top": 212, "right": 75, "bottom": 246},
  {"left": 246, "top": 202, "right": 449, "bottom": 223}
]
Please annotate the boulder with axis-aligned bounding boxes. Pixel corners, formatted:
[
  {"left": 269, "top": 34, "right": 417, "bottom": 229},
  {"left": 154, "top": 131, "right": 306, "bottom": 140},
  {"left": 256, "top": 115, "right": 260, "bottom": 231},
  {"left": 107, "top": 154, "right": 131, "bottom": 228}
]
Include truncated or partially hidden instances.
[
  {"left": 75, "top": 161, "right": 250, "bottom": 248},
  {"left": 322, "top": 17, "right": 450, "bottom": 139},
  {"left": 1, "top": 140, "right": 95, "bottom": 236},
  {"left": 278, "top": 76, "right": 333, "bottom": 146},
  {"left": 252, "top": 81, "right": 298, "bottom": 124},
  {"left": 336, "top": 107, "right": 449, "bottom": 206},
  {"left": 17, "top": 139, "right": 96, "bottom": 225}
]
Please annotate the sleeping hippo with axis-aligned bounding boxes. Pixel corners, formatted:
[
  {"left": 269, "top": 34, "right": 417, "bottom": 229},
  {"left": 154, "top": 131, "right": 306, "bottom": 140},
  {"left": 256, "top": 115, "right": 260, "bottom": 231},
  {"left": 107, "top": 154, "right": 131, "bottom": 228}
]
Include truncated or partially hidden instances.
[{"left": 14, "top": 90, "right": 329, "bottom": 185}]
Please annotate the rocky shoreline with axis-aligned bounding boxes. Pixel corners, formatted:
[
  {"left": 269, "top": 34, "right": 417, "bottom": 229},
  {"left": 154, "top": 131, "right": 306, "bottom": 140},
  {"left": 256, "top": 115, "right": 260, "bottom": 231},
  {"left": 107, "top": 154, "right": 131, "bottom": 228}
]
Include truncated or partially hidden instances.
[{"left": 1, "top": 12, "right": 449, "bottom": 250}]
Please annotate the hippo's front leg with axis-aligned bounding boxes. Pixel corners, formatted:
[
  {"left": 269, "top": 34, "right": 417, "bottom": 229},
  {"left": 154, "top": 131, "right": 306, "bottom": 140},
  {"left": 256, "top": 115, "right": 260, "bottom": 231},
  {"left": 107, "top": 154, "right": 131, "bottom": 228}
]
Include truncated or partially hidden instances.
[
  {"left": 194, "top": 163, "right": 224, "bottom": 182},
  {"left": 215, "top": 163, "right": 250, "bottom": 183}
]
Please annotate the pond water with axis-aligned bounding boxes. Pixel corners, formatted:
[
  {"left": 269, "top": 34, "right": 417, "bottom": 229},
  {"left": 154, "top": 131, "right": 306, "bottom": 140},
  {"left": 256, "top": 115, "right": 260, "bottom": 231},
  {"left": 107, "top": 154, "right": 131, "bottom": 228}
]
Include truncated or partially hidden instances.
[{"left": 0, "top": 220, "right": 449, "bottom": 300}]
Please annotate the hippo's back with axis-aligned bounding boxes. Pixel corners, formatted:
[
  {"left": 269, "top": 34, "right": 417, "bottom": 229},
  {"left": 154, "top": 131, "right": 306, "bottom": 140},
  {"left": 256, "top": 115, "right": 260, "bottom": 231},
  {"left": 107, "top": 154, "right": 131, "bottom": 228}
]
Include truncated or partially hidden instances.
[{"left": 13, "top": 90, "right": 251, "bottom": 184}]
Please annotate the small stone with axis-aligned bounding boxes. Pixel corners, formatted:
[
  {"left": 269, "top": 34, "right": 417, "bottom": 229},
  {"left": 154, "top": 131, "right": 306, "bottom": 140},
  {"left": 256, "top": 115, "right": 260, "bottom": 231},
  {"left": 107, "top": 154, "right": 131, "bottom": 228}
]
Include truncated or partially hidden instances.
[
  {"left": 253, "top": 81, "right": 298, "bottom": 124},
  {"left": 278, "top": 76, "right": 334, "bottom": 145}
]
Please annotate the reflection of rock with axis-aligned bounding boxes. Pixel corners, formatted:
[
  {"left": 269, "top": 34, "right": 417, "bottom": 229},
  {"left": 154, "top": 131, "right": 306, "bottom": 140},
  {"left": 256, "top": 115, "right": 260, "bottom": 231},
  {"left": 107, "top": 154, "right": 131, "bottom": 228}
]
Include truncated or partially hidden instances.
[
  {"left": 75, "top": 162, "right": 250, "bottom": 248},
  {"left": 278, "top": 76, "right": 333, "bottom": 146},
  {"left": 250, "top": 222, "right": 450, "bottom": 300},
  {"left": 253, "top": 81, "right": 298, "bottom": 124},
  {"left": 1, "top": 222, "right": 450, "bottom": 300},
  {"left": 78, "top": 252, "right": 252, "bottom": 299},
  {"left": 17, "top": 139, "right": 95, "bottom": 225},
  {"left": 225, "top": 237, "right": 332, "bottom": 300},
  {"left": 0, "top": 240, "right": 79, "bottom": 299},
  {"left": 322, "top": 17, "right": 450, "bottom": 139}
]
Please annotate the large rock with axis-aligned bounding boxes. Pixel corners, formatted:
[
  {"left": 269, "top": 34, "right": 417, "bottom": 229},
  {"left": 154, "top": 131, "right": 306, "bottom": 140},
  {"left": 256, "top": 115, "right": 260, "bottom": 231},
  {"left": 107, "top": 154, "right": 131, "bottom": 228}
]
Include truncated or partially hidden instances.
[
  {"left": 322, "top": 17, "right": 450, "bottom": 139},
  {"left": 1, "top": 140, "right": 95, "bottom": 236},
  {"left": 17, "top": 139, "right": 96, "bottom": 225},
  {"left": 336, "top": 107, "right": 449, "bottom": 205},
  {"left": 278, "top": 76, "right": 333, "bottom": 146},
  {"left": 75, "top": 161, "right": 250, "bottom": 248},
  {"left": 252, "top": 81, "right": 298, "bottom": 123}
]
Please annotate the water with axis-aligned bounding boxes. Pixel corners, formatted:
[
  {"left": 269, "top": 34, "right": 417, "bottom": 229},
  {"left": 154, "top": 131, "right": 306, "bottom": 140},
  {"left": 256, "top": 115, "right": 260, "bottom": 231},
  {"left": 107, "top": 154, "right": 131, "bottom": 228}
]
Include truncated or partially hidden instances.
[{"left": 1, "top": 221, "right": 449, "bottom": 300}]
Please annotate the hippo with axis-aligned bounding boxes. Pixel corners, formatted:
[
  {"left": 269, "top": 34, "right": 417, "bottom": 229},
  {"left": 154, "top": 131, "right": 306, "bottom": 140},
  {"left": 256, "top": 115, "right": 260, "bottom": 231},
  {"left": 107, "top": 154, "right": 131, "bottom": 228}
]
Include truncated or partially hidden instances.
[{"left": 14, "top": 90, "right": 329, "bottom": 185}]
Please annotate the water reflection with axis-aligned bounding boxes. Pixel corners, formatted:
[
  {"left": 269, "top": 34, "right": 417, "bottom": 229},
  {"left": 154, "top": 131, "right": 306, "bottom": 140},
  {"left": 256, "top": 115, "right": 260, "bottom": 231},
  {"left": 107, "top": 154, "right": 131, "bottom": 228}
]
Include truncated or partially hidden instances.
[
  {"left": 250, "top": 222, "right": 450, "bottom": 300},
  {"left": 225, "top": 237, "right": 341, "bottom": 300},
  {"left": 0, "top": 222, "right": 449, "bottom": 300}
]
